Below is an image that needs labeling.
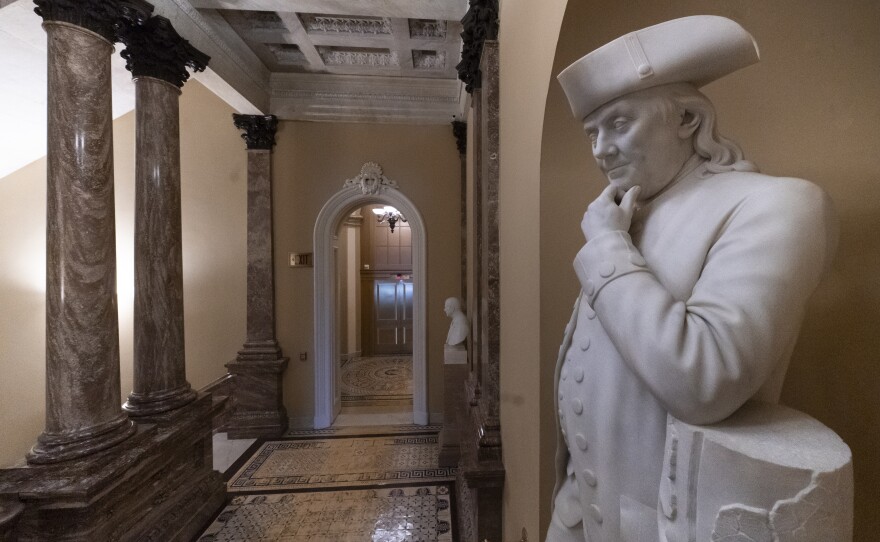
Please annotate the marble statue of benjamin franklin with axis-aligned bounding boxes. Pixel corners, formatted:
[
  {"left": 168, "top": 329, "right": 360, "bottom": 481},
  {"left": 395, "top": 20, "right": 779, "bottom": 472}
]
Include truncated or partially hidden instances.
[{"left": 547, "top": 16, "right": 839, "bottom": 542}]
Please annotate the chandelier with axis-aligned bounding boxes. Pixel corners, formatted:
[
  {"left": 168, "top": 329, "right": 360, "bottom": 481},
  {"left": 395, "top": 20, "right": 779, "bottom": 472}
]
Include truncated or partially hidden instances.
[{"left": 372, "top": 205, "right": 407, "bottom": 233}]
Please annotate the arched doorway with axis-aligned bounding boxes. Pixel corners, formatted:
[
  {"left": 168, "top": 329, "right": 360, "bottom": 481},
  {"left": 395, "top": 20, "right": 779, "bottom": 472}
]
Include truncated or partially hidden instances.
[{"left": 313, "top": 163, "right": 427, "bottom": 428}]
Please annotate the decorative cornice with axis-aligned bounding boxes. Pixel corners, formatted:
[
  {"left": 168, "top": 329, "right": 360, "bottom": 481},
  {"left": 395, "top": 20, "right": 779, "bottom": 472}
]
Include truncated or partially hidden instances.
[
  {"left": 119, "top": 15, "right": 210, "bottom": 88},
  {"left": 456, "top": 0, "right": 499, "bottom": 94},
  {"left": 265, "top": 43, "right": 307, "bottom": 66},
  {"left": 319, "top": 48, "right": 399, "bottom": 68},
  {"left": 413, "top": 50, "right": 446, "bottom": 71},
  {"left": 273, "top": 88, "right": 459, "bottom": 104},
  {"left": 240, "top": 10, "right": 285, "bottom": 31},
  {"left": 343, "top": 162, "right": 399, "bottom": 195},
  {"left": 452, "top": 121, "right": 467, "bottom": 155},
  {"left": 409, "top": 19, "right": 447, "bottom": 40},
  {"left": 34, "top": 0, "right": 153, "bottom": 43},
  {"left": 232, "top": 114, "right": 278, "bottom": 150},
  {"left": 300, "top": 14, "right": 392, "bottom": 35}
]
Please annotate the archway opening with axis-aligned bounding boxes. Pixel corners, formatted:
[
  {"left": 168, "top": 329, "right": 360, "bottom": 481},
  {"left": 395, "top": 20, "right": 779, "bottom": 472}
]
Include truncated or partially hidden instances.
[{"left": 313, "top": 169, "right": 427, "bottom": 429}]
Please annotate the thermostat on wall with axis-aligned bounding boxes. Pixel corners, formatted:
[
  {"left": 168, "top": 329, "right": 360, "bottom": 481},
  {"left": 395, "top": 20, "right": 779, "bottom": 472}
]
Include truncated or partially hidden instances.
[{"left": 289, "top": 252, "right": 313, "bottom": 267}]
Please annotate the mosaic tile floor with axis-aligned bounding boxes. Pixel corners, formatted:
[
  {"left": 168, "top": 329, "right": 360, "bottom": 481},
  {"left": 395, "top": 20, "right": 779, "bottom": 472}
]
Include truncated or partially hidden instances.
[
  {"left": 228, "top": 435, "right": 456, "bottom": 492},
  {"left": 198, "top": 484, "right": 454, "bottom": 542},
  {"left": 199, "top": 429, "right": 456, "bottom": 541},
  {"left": 341, "top": 355, "right": 413, "bottom": 406}
]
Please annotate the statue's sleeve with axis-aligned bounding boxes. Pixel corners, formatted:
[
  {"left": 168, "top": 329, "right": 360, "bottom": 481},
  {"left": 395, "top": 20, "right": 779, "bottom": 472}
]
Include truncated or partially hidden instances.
[{"left": 574, "top": 179, "right": 837, "bottom": 425}]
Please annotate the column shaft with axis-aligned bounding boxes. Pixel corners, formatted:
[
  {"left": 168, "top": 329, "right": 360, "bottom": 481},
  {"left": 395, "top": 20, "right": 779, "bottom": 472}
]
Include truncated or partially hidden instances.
[
  {"left": 124, "top": 76, "right": 196, "bottom": 416},
  {"left": 29, "top": 22, "right": 134, "bottom": 464},
  {"left": 242, "top": 150, "right": 281, "bottom": 355}
]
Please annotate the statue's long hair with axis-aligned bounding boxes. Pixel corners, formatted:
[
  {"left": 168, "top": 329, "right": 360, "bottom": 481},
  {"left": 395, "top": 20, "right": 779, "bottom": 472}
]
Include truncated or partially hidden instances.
[{"left": 648, "top": 83, "right": 759, "bottom": 174}]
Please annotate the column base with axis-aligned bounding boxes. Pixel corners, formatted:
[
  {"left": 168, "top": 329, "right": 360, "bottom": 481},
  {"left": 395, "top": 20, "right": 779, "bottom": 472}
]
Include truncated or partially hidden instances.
[
  {"left": 123, "top": 382, "right": 198, "bottom": 417},
  {"left": 236, "top": 340, "right": 283, "bottom": 361},
  {"left": 0, "top": 393, "right": 227, "bottom": 542},
  {"left": 26, "top": 412, "right": 136, "bottom": 465},
  {"left": 225, "top": 356, "right": 289, "bottom": 438}
]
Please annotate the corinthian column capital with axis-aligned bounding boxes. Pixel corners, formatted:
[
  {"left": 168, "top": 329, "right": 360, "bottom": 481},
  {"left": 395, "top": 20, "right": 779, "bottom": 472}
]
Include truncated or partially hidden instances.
[
  {"left": 34, "top": 0, "right": 153, "bottom": 43},
  {"left": 118, "top": 15, "right": 209, "bottom": 88},
  {"left": 232, "top": 114, "right": 279, "bottom": 151}
]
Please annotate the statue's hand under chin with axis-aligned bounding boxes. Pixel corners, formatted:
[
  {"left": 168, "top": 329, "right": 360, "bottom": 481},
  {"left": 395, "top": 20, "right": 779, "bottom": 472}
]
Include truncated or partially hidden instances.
[{"left": 581, "top": 184, "right": 641, "bottom": 242}]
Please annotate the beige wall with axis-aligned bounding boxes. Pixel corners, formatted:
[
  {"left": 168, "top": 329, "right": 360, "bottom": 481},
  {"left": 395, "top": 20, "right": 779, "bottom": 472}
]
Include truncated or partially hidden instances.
[
  {"left": 271, "top": 122, "right": 461, "bottom": 426},
  {"left": 540, "top": 0, "right": 880, "bottom": 540},
  {"left": 497, "top": 0, "right": 569, "bottom": 539},
  {"left": 0, "top": 80, "right": 246, "bottom": 466}
]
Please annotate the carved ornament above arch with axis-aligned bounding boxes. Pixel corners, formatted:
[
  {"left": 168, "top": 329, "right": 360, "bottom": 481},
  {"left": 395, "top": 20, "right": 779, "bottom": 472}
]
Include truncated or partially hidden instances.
[{"left": 343, "top": 162, "right": 400, "bottom": 195}]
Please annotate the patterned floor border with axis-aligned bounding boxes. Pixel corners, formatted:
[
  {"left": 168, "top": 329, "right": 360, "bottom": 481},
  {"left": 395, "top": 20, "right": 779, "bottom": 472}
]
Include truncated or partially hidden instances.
[
  {"left": 196, "top": 481, "right": 457, "bottom": 542},
  {"left": 285, "top": 424, "right": 443, "bottom": 438},
  {"left": 225, "top": 433, "right": 456, "bottom": 492}
]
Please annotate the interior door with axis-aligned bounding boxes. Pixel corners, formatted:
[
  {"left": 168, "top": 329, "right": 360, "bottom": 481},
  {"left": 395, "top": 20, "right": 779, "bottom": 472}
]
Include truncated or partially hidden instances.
[{"left": 369, "top": 276, "right": 413, "bottom": 355}]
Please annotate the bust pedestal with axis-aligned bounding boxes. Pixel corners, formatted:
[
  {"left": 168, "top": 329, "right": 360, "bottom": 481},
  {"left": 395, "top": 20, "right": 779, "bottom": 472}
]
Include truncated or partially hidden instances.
[{"left": 438, "top": 344, "right": 468, "bottom": 467}]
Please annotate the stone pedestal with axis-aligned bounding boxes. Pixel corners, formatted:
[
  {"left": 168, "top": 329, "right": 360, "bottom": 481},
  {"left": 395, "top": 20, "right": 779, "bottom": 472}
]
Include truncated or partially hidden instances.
[
  {"left": 27, "top": 8, "right": 146, "bottom": 466},
  {"left": 226, "top": 115, "right": 289, "bottom": 438},
  {"left": 0, "top": 393, "right": 227, "bottom": 542},
  {"left": 660, "top": 401, "right": 853, "bottom": 542},
  {"left": 438, "top": 345, "right": 468, "bottom": 467}
]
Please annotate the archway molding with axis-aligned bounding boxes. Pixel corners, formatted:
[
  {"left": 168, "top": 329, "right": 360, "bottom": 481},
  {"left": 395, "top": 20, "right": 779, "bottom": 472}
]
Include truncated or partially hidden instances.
[{"left": 313, "top": 163, "right": 427, "bottom": 428}]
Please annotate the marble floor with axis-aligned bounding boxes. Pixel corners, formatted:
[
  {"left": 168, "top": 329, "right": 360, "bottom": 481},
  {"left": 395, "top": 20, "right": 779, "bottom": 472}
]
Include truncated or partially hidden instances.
[
  {"left": 341, "top": 355, "right": 413, "bottom": 407},
  {"left": 201, "top": 428, "right": 456, "bottom": 541}
]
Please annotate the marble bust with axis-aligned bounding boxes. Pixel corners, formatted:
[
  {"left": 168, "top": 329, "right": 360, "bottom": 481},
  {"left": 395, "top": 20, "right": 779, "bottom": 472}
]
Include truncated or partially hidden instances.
[
  {"left": 548, "top": 15, "right": 850, "bottom": 542},
  {"left": 444, "top": 297, "right": 468, "bottom": 347}
]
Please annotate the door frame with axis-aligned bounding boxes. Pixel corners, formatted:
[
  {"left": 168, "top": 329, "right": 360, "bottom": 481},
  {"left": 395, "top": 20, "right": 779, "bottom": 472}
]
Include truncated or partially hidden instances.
[{"left": 313, "top": 180, "right": 427, "bottom": 428}]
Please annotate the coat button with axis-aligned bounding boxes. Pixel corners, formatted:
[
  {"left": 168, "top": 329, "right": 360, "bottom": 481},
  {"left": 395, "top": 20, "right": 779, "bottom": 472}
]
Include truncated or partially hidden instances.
[
  {"left": 598, "top": 262, "right": 615, "bottom": 278},
  {"left": 581, "top": 469, "right": 597, "bottom": 487},
  {"left": 574, "top": 367, "right": 584, "bottom": 383},
  {"left": 575, "top": 434, "right": 588, "bottom": 451},
  {"left": 579, "top": 337, "right": 590, "bottom": 351},
  {"left": 584, "top": 280, "right": 596, "bottom": 296},
  {"left": 589, "top": 504, "right": 603, "bottom": 524},
  {"left": 571, "top": 398, "right": 583, "bottom": 415},
  {"left": 630, "top": 253, "right": 647, "bottom": 267},
  {"left": 586, "top": 306, "right": 597, "bottom": 320},
  {"left": 561, "top": 368, "right": 568, "bottom": 381},
  {"left": 558, "top": 392, "right": 564, "bottom": 402}
]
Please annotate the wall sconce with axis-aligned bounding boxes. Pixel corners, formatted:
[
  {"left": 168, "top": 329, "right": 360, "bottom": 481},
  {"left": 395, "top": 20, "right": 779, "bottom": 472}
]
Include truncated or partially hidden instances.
[{"left": 372, "top": 205, "right": 407, "bottom": 233}]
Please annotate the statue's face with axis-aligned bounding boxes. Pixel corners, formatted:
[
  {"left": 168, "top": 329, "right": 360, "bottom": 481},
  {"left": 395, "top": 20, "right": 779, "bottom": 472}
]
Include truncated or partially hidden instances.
[
  {"left": 444, "top": 300, "right": 455, "bottom": 316},
  {"left": 583, "top": 90, "right": 694, "bottom": 200}
]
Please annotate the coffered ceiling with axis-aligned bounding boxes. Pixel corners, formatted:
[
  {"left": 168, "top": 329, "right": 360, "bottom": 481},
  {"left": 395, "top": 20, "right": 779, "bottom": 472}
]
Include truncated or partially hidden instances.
[
  {"left": 0, "top": 0, "right": 469, "bottom": 178},
  {"left": 188, "top": 0, "right": 469, "bottom": 124}
]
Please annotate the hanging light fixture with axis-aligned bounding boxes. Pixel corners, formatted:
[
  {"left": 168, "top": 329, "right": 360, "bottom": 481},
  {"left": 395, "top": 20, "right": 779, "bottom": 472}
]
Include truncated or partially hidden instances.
[{"left": 372, "top": 205, "right": 407, "bottom": 233}]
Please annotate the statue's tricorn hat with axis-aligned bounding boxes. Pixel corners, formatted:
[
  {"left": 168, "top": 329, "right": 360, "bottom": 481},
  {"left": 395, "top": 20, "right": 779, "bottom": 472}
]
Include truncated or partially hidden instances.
[{"left": 557, "top": 15, "right": 760, "bottom": 121}]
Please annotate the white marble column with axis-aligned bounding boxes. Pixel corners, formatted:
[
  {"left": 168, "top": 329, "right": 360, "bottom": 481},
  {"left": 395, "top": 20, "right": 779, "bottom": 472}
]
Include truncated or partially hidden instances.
[
  {"left": 226, "top": 115, "right": 289, "bottom": 438},
  {"left": 27, "top": 0, "right": 152, "bottom": 465},
  {"left": 118, "top": 16, "right": 209, "bottom": 416}
]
